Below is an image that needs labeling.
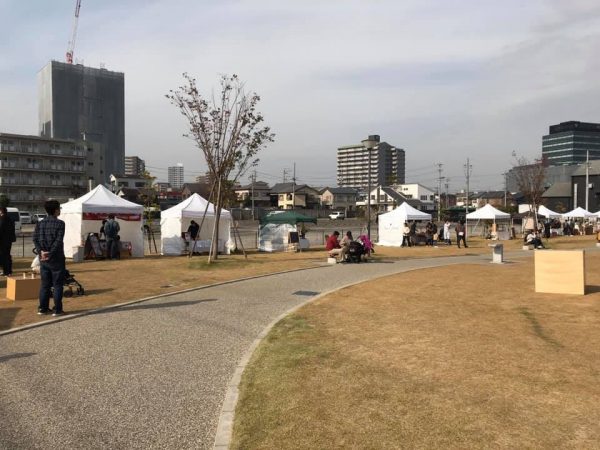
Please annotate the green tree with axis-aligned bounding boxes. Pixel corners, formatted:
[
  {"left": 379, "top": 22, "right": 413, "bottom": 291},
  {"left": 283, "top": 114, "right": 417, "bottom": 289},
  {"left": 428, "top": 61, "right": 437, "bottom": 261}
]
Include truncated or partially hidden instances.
[
  {"left": 0, "top": 195, "right": 9, "bottom": 208},
  {"left": 167, "top": 74, "right": 275, "bottom": 261}
]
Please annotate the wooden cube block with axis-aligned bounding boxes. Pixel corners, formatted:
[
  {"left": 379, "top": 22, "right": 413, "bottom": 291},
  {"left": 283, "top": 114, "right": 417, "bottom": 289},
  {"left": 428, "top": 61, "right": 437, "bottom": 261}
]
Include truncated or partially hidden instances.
[
  {"left": 6, "top": 276, "right": 41, "bottom": 301},
  {"left": 535, "top": 250, "right": 586, "bottom": 295}
]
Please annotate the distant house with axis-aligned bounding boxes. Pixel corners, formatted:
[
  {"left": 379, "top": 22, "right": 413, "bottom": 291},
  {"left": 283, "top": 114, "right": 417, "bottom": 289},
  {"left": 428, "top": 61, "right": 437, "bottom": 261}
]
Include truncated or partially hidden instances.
[
  {"left": 541, "top": 182, "right": 572, "bottom": 212},
  {"left": 110, "top": 174, "right": 149, "bottom": 191},
  {"left": 357, "top": 185, "right": 424, "bottom": 213},
  {"left": 116, "top": 187, "right": 141, "bottom": 204},
  {"left": 320, "top": 187, "right": 359, "bottom": 211},
  {"left": 475, "top": 191, "right": 514, "bottom": 208},
  {"left": 393, "top": 184, "right": 436, "bottom": 205},
  {"left": 181, "top": 183, "right": 211, "bottom": 199},
  {"left": 234, "top": 181, "right": 271, "bottom": 207},
  {"left": 269, "top": 183, "right": 321, "bottom": 209}
]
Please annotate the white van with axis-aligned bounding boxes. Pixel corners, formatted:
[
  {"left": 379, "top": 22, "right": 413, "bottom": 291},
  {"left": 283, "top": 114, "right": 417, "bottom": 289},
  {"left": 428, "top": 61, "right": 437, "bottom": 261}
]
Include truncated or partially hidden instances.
[{"left": 6, "top": 207, "right": 21, "bottom": 231}]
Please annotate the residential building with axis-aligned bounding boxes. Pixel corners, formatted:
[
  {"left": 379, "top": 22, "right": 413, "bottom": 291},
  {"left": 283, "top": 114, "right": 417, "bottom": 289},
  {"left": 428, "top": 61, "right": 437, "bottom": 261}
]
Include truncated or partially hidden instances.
[
  {"left": 356, "top": 185, "right": 425, "bottom": 213},
  {"left": 269, "top": 183, "right": 321, "bottom": 209},
  {"left": 337, "top": 135, "right": 405, "bottom": 189},
  {"left": 38, "top": 61, "right": 125, "bottom": 182},
  {"left": 154, "top": 182, "right": 170, "bottom": 192},
  {"left": 234, "top": 181, "right": 271, "bottom": 207},
  {"left": 0, "top": 133, "right": 87, "bottom": 210},
  {"left": 542, "top": 121, "right": 600, "bottom": 166},
  {"left": 393, "top": 183, "right": 435, "bottom": 207},
  {"left": 320, "top": 187, "right": 359, "bottom": 211},
  {"left": 475, "top": 191, "right": 513, "bottom": 208},
  {"left": 124, "top": 156, "right": 146, "bottom": 176},
  {"left": 168, "top": 164, "right": 184, "bottom": 190},
  {"left": 181, "top": 183, "right": 211, "bottom": 199},
  {"left": 109, "top": 174, "right": 148, "bottom": 191}
]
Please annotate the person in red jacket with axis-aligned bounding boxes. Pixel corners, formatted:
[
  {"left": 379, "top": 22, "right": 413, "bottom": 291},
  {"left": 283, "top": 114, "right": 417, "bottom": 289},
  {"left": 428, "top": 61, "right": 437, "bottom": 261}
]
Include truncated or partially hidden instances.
[{"left": 326, "top": 231, "right": 343, "bottom": 260}]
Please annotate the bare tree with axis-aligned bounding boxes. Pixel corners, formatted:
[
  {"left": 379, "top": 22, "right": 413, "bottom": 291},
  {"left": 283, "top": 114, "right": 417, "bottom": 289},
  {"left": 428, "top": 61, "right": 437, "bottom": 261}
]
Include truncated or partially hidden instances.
[
  {"left": 512, "top": 155, "right": 547, "bottom": 228},
  {"left": 167, "top": 74, "right": 274, "bottom": 261}
]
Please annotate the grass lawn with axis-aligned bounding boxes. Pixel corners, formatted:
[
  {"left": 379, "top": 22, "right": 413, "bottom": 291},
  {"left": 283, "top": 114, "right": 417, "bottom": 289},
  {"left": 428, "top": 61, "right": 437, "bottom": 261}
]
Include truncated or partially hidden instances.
[{"left": 232, "top": 241, "right": 600, "bottom": 449}]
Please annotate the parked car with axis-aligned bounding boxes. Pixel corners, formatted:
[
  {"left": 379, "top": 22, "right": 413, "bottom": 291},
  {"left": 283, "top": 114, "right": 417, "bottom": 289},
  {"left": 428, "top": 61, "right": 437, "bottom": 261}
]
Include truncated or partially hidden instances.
[
  {"left": 329, "top": 211, "right": 345, "bottom": 220},
  {"left": 33, "top": 213, "right": 47, "bottom": 223},
  {"left": 7, "top": 207, "right": 21, "bottom": 231},
  {"left": 19, "top": 211, "right": 32, "bottom": 225}
]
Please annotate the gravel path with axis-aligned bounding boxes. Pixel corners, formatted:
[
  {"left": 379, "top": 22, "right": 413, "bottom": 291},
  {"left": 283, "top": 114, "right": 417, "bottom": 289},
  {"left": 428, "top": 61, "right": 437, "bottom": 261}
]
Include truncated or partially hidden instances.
[{"left": 0, "top": 253, "right": 498, "bottom": 449}]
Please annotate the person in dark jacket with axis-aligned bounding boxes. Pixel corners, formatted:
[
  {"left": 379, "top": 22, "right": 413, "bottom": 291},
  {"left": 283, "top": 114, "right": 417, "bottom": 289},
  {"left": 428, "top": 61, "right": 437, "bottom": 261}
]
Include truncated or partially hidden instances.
[
  {"left": 33, "top": 200, "right": 66, "bottom": 316},
  {"left": 104, "top": 214, "right": 121, "bottom": 260},
  {"left": 187, "top": 220, "right": 200, "bottom": 240},
  {"left": 456, "top": 220, "right": 468, "bottom": 248},
  {"left": 0, "top": 207, "right": 15, "bottom": 275}
]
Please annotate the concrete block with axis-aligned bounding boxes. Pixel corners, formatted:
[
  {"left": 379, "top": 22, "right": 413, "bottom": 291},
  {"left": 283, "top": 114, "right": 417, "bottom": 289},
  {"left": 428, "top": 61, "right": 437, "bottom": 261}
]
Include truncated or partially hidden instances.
[{"left": 327, "top": 257, "right": 337, "bottom": 264}]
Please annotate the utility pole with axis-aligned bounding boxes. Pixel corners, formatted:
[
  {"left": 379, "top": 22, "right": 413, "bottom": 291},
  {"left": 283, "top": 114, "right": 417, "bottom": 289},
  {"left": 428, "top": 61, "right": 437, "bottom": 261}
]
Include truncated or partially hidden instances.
[
  {"left": 251, "top": 170, "right": 256, "bottom": 220},
  {"left": 502, "top": 171, "right": 508, "bottom": 208},
  {"left": 436, "top": 163, "right": 443, "bottom": 222},
  {"left": 292, "top": 162, "right": 296, "bottom": 210},
  {"left": 444, "top": 178, "right": 450, "bottom": 209},
  {"left": 464, "top": 158, "right": 472, "bottom": 219},
  {"left": 585, "top": 150, "right": 590, "bottom": 211}
]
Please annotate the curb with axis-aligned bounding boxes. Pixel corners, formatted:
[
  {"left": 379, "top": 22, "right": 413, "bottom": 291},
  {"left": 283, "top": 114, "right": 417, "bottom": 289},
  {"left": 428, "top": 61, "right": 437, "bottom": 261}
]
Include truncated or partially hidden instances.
[{"left": 0, "top": 264, "right": 330, "bottom": 337}]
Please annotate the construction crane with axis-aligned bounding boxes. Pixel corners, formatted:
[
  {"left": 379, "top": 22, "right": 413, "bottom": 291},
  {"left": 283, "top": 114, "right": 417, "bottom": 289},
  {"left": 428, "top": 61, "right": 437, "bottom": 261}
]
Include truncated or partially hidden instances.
[{"left": 65, "top": 0, "right": 82, "bottom": 64}]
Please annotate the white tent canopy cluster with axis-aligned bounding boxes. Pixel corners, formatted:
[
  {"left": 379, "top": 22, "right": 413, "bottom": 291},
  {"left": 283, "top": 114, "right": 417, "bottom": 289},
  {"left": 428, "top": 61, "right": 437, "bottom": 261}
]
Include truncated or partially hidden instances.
[
  {"left": 160, "top": 193, "right": 232, "bottom": 255},
  {"left": 562, "top": 207, "right": 597, "bottom": 219},
  {"left": 60, "top": 185, "right": 144, "bottom": 257},
  {"left": 465, "top": 204, "right": 510, "bottom": 221},
  {"left": 377, "top": 202, "right": 432, "bottom": 247}
]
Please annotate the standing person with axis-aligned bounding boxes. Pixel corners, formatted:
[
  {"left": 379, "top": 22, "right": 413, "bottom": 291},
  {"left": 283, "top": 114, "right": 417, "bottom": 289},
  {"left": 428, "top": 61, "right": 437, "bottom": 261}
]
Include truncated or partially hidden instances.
[
  {"left": 456, "top": 219, "right": 468, "bottom": 248},
  {"left": 0, "top": 207, "right": 16, "bottom": 275},
  {"left": 104, "top": 213, "right": 121, "bottom": 260},
  {"left": 402, "top": 222, "right": 411, "bottom": 247},
  {"left": 443, "top": 220, "right": 451, "bottom": 245},
  {"left": 410, "top": 221, "right": 417, "bottom": 246},
  {"left": 99, "top": 219, "right": 107, "bottom": 239},
  {"left": 33, "top": 200, "right": 66, "bottom": 316},
  {"left": 187, "top": 220, "right": 200, "bottom": 240}
]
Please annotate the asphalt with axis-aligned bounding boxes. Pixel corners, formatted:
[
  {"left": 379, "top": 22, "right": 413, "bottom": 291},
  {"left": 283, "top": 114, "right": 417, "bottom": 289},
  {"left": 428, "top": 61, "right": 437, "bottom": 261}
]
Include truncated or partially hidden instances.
[{"left": 0, "top": 251, "right": 515, "bottom": 449}]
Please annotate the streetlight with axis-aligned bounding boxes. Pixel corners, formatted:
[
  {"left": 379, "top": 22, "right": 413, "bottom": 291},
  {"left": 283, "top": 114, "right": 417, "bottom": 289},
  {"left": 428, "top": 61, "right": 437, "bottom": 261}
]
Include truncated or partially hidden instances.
[{"left": 362, "top": 136, "right": 379, "bottom": 241}]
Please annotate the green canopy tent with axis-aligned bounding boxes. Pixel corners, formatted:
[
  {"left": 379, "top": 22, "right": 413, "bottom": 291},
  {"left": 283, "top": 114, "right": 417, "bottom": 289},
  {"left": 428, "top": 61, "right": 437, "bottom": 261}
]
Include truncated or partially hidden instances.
[
  {"left": 259, "top": 211, "right": 317, "bottom": 251},
  {"left": 259, "top": 211, "right": 317, "bottom": 226}
]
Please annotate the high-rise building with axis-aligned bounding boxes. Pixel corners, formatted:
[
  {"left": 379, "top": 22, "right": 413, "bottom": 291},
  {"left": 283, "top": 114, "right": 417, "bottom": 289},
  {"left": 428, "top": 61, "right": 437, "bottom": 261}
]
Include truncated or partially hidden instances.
[
  {"left": 168, "top": 163, "right": 184, "bottom": 189},
  {"left": 542, "top": 121, "right": 600, "bottom": 166},
  {"left": 38, "top": 61, "right": 125, "bottom": 183},
  {"left": 337, "top": 135, "right": 405, "bottom": 189},
  {"left": 124, "top": 156, "right": 145, "bottom": 176}
]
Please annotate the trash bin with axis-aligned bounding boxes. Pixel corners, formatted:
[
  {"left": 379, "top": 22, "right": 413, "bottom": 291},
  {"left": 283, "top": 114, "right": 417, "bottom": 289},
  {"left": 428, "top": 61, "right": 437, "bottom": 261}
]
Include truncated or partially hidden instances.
[{"left": 488, "top": 243, "right": 503, "bottom": 264}]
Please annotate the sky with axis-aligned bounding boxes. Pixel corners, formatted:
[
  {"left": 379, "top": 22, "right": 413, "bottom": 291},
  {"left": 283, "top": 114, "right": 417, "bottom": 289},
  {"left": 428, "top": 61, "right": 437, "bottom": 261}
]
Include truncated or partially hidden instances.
[{"left": 1, "top": 0, "right": 599, "bottom": 192}]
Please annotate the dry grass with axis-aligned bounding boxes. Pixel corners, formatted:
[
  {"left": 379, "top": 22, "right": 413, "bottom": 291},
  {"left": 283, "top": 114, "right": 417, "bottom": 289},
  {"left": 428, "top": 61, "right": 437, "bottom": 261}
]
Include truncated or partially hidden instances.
[{"left": 233, "top": 244, "right": 600, "bottom": 449}]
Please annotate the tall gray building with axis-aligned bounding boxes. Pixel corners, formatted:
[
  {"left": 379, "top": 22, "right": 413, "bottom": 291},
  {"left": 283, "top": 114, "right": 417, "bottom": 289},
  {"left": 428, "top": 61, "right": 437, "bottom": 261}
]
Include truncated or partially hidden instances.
[
  {"left": 542, "top": 121, "right": 600, "bottom": 166},
  {"left": 337, "top": 135, "right": 405, "bottom": 189},
  {"left": 38, "top": 61, "right": 125, "bottom": 183}
]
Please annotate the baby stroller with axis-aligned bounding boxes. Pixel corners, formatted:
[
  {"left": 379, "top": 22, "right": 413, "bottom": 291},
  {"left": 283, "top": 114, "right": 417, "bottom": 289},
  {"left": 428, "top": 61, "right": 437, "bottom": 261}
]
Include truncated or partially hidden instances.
[
  {"left": 62, "top": 270, "right": 85, "bottom": 297},
  {"left": 346, "top": 240, "right": 365, "bottom": 263}
]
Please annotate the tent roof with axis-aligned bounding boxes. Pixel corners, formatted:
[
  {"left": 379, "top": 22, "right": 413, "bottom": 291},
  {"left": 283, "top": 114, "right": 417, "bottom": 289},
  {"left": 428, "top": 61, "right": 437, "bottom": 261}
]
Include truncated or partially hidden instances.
[
  {"left": 538, "top": 205, "right": 561, "bottom": 218},
  {"left": 61, "top": 185, "right": 144, "bottom": 214},
  {"left": 259, "top": 210, "right": 317, "bottom": 225},
  {"left": 466, "top": 203, "right": 510, "bottom": 220},
  {"left": 379, "top": 202, "right": 432, "bottom": 221},
  {"left": 563, "top": 207, "right": 596, "bottom": 218},
  {"left": 160, "top": 193, "right": 231, "bottom": 219}
]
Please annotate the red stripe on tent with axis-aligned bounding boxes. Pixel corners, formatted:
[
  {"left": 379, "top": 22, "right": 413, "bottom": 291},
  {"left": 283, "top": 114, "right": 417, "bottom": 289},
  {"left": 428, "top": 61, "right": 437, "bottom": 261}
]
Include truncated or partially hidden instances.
[{"left": 82, "top": 213, "right": 142, "bottom": 221}]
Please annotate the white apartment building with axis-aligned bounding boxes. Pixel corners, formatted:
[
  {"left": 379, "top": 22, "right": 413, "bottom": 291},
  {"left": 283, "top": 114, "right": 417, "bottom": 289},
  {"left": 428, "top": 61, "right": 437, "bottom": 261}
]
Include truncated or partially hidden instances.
[
  {"left": 394, "top": 183, "right": 436, "bottom": 204},
  {"left": 168, "top": 163, "right": 184, "bottom": 190}
]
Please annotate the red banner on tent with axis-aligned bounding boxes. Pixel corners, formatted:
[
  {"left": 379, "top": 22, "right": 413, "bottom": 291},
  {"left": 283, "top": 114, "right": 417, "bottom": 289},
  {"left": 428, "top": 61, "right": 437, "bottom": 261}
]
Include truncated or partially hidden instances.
[{"left": 82, "top": 212, "right": 142, "bottom": 221}]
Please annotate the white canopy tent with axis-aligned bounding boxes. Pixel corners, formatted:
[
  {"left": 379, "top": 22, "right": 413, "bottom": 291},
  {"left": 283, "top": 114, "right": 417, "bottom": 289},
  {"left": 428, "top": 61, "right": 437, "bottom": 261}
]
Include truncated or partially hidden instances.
[
  {"left": 537, "top": 205, "right": 561, "bottom": 219},
  {"left": 60, "top": 185, "right": 145, "bottom": 258},
  {"left": 466, "top": 204, "right": 510, "bottom": 221},
  {"left": 377, "top": 202, "right": 432, "bottom": 247},
  {"left": 466, "top": 204, "right": 511, "bottom": 240},
  {"left": 160, "top": 193, "right": 232, "bottom": 255},
  {"left": 562, "top": 207, "right": 597, "bottom": 219}
]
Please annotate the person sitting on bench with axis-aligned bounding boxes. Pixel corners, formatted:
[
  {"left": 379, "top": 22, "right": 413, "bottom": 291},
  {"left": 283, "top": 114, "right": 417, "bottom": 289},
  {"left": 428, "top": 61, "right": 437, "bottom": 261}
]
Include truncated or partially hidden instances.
[{"left": 326, "top": 231, "right": 343, "bottom": 260}]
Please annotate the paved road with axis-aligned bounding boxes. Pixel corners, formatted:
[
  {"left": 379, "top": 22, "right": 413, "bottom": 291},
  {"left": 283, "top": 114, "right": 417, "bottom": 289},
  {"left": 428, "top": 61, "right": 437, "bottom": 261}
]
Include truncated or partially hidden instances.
[{"left": 0, "top": 252, "right": 509, "bottom": 449}]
